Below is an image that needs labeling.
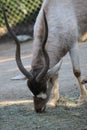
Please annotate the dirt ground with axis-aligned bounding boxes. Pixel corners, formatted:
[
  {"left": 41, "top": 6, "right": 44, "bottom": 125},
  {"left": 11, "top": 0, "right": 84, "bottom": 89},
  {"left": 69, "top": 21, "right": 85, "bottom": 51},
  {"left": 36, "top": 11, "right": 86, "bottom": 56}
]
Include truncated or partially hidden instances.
[{"left": 0, "top": 40, "right": 87, "bottom": 130}]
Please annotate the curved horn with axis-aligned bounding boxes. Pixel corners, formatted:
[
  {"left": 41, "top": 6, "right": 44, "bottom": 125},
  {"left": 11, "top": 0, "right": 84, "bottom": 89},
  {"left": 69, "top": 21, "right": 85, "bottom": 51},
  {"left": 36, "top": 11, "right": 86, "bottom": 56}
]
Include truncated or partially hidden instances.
[
  {"left": 47, "top": 59, "right": 63, "bottom": 78},
  {"left": 36, "top": 10, "right": 49, "bottom": 82},
  {"left": 2, "top": 6, "right": 33, "bottom": 79}
]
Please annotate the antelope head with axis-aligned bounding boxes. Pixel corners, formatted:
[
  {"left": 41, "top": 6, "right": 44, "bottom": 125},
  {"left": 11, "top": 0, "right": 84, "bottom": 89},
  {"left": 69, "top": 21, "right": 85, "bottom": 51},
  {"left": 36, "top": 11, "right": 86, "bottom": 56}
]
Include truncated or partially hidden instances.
[{"left": 2, "top": 6, "right": 62, "bottom": 113}]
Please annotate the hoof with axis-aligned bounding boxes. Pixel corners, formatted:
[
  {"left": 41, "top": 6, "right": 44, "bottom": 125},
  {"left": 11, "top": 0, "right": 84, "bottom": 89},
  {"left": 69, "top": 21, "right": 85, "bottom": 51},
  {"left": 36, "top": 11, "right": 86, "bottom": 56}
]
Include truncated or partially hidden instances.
[{"left": 49, "top": 99, "right": 59, "bottom": 107}]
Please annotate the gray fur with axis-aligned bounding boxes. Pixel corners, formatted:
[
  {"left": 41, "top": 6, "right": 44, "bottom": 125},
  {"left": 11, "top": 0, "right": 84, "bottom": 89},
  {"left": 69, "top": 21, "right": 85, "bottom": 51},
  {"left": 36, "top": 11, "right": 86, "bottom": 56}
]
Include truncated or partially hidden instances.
[{"left": 32, "top": 0, "right": 78, "bottom": 69}]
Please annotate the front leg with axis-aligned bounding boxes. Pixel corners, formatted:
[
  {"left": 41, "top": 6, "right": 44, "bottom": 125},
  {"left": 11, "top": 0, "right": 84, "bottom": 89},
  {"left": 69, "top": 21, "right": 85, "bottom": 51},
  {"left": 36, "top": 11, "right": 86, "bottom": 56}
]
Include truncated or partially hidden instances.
[{"left": 50, "top": 74, "right": 60, "bottom": 107}]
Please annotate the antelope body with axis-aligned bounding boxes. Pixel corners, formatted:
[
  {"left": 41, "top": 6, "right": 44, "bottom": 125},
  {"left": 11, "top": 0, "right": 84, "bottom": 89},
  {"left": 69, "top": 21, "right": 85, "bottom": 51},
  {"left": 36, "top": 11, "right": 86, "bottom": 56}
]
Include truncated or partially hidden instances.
[{"left": 3, "top": 0, "right": 87, "bottom": 113}]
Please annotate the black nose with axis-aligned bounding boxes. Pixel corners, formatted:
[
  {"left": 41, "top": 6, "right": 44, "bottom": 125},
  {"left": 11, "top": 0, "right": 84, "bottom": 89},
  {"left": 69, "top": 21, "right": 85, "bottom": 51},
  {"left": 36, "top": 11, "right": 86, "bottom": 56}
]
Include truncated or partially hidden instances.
[{"left": 35, "top": 106, "right": 46, "bottom": 113}]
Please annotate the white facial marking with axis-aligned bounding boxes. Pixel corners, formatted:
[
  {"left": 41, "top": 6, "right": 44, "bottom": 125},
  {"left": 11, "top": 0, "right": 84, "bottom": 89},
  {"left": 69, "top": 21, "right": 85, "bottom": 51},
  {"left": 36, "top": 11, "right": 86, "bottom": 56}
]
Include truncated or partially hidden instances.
[{"left": 37, "top": 93, "right": 47, "bottom": 99}]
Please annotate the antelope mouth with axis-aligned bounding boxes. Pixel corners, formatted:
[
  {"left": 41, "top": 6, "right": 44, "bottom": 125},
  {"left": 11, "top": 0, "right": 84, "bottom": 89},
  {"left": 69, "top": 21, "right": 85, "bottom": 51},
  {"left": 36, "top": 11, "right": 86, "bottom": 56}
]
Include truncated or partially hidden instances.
[
  {"left": 35, "top": 106, "right": 46, "bottom": 113},
  {"left": 33, "top": 96, "right": 47, "bottom": 113}
]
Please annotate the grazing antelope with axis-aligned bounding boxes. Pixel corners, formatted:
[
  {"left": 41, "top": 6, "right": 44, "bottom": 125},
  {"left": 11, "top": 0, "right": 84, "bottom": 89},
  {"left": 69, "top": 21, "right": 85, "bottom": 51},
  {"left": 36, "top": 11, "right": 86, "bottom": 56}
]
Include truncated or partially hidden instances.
[{"left": 2, "top": 0, "right": 87, "bottom": 113}]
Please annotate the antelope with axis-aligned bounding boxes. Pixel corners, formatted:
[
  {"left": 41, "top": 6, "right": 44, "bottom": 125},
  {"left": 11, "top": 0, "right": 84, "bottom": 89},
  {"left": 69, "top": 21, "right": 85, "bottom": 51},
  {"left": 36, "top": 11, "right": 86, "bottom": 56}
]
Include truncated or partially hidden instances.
[{"left": 2, "top": 0, "right": 87, "bottom": 113}]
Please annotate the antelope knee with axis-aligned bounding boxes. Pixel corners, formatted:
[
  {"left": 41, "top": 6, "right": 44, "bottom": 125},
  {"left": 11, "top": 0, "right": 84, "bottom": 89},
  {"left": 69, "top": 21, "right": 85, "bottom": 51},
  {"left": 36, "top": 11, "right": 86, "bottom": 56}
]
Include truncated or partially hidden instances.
[{"left": 73, "top": 69, "right": 81, "bottom": 78}]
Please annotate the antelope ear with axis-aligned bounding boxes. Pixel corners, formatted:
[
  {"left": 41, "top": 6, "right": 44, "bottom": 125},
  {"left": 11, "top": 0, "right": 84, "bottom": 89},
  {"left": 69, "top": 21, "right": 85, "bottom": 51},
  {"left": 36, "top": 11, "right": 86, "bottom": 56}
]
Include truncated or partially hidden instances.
[
  {"left": 11, "top": 74, "right": 26, "bottom": 80},
  {"left": 47, "top": 59, "right": 63, "bottom": 78}
]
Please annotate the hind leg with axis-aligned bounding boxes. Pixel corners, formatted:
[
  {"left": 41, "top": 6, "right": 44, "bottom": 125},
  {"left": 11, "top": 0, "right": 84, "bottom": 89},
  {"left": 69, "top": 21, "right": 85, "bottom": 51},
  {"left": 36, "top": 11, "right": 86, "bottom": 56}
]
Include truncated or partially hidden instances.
[
  {"left": 79, "top": 32, "right": 87, "bottom": 42},
  {"left": 69, "top": 44, "right": 87, "bottom": 103}
]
